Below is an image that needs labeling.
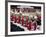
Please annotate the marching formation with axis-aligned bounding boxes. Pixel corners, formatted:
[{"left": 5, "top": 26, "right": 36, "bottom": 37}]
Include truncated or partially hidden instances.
[{"left": 10, "top": 6, "right": 41, "bottom": 31}]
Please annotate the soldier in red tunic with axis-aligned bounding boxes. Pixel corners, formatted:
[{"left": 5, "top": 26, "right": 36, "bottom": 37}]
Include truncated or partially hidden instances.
[
  {"left": 16, "top": 16, "right": 21, "bottom": 23},
  {"left": 21, "top": 16, "right": 24, "bottom": 26},
  {"left": 10, "top": 14, "right": 16, "bottom": 23},
  {"left": 25, "top": 16, "right": 29, "bottom": 27},
  {"left": 31, "top": 18, "right": 37, "bottom": 31},
  {"left": 32, "top": 21, "right": 37, "bottom": 30},
  {"left": 12, "top": 15, "right": 17, "bottom": 23},
  {"left": 27, "top": 21, "right": 32, "bottom": 30}
]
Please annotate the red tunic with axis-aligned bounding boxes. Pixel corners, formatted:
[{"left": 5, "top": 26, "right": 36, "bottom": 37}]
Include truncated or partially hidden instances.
[
  {"left": 31, "top": 22, "right": 37, "bottom": 30},
  {"left": 13, "top": 16, "right": 17, "bottom": 23},
  {"left": 16, "top": 16, "right": 20, "bottom": 23},
  {"left": 27, "top": 22, "right": 32, "bottom": 30},
  {"left": 10, "top": 15, "right": 16, "bottom": 22},
  {"left": 25, "top": 16, "right": 29, "bottom": 27},
  {"left": 21, "top": 16, "right": 24, "bottom": 26}
]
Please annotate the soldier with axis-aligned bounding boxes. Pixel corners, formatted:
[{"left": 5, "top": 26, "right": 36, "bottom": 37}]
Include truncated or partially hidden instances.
[
  {"left": 30, "top": 16, "right": 37, "bottom": 31},
  {"left": 16, "top": 16, "right": 21, "bottom": 23},
  {"left": 21, "top": 16, "right": 24, "bottom": 26}
]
